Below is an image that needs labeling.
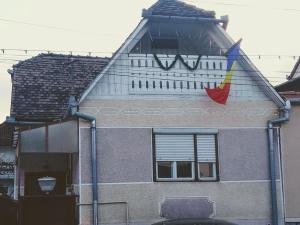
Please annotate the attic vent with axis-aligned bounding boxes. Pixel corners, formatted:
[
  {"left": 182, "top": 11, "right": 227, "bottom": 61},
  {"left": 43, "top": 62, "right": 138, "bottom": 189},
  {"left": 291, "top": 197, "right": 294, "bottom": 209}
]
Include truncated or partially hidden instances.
[{"left": 151, "top": 39, "right": 179, "bottom": 49}]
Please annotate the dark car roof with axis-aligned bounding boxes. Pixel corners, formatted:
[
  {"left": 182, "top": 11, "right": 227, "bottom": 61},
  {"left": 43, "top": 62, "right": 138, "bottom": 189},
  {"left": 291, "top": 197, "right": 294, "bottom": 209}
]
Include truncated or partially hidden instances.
[{"left": 152, "top": 219, "right": 237, "bottom": 225}]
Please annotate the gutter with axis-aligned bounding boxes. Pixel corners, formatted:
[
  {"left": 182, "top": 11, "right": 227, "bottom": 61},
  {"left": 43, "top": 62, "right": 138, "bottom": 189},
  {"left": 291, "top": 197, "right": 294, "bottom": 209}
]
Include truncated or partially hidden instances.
[
  {"left": 5, "top": 116, "right": 46, "bottom": 126},
  {"left": 289, "top": 98, "right": 300, "bottom": 105},
  {"left": 68, "top": 96, "right": 98, "bottom": 225},
  {"left": 267, "top": 100, "right": 291, "bottom": 225}
]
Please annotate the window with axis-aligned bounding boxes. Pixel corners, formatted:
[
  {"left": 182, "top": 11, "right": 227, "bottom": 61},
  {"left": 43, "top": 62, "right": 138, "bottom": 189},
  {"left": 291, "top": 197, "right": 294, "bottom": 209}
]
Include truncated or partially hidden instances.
[
  {"left": 151, "top": 38, "right": 179, "bottom": 49},
  {"left": 196, "top": 135, "right": 217, "bottom": 181},
  {"left": 154, "top": 131, "right": 218, "bottom": 181}
]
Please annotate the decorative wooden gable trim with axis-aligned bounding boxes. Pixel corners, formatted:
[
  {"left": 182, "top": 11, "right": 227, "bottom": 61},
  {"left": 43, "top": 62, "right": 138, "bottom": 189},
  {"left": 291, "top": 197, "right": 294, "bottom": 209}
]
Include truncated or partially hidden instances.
[
  {"left": 79, "top": 20, "right": 285, "bottom": 108},
  {"left": 79, "top": 19, "right": 149, "bottom": 104}
]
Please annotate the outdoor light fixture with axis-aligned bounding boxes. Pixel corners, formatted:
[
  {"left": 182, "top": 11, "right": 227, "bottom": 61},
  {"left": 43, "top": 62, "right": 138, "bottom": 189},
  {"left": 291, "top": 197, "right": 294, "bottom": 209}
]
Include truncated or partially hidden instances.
[{"left": 37, "top": 176, "right": 56, "bottom": 194}]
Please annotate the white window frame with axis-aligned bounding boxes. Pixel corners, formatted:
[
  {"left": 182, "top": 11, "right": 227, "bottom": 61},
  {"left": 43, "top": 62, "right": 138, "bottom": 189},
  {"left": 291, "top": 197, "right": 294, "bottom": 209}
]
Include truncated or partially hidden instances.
[
  {"left": 197, "top": 162, "right": 217, "bottom": 181},
  {"left": 156, "top": 161, "right": 195, "bottom": 181},
  {"left": 153, "top": 128, "right": 219, "bottom": 182}
]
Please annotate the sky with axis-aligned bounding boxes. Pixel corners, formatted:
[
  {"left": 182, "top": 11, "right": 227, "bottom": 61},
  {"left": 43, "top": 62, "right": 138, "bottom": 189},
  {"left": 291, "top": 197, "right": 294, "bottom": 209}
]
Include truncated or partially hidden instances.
[{"left": 1, "top": 0, "right": 300, "bottom": 123}]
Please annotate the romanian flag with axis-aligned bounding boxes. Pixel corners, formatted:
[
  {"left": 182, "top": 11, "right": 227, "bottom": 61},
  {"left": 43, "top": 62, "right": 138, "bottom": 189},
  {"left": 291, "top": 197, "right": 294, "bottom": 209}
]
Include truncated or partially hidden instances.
[{"left": 205, "top": 39, "right": 242, "bottom": 105}]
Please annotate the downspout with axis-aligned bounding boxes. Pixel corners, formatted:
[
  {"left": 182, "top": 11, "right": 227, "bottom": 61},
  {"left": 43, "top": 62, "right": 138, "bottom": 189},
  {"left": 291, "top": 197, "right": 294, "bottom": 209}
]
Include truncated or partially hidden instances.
[
  {"left": 68, "top": 96, "right": 98, "bottom": 225},
  {"left": 268, "top": 100, "right": 291, "bottom": 225}
]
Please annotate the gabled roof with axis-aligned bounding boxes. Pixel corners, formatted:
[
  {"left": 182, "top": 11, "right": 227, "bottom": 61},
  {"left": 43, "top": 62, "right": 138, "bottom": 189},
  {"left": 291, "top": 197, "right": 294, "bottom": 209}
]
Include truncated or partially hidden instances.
[
  {"left": 143, "top": 0, "right": 215, "bottom": 19},
  {"left": 287, "top": 57, "right": 300, "bottom": 80},
  {"left": 79, "top": 1, "right": 285, "bottom": 108},
  {"left": 277, "top": 91, "right": 300, "bottom": 100},
  {"left": 10, "top": 54, "right": 110, "bottom": 121},
  {"left": 276, "top": 76, "right": 300, "bottom": 93}
]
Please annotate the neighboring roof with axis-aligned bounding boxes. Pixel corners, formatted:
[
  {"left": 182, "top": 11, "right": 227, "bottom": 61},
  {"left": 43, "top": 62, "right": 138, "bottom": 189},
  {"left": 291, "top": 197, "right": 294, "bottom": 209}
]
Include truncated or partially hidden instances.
[
  {"left": 278, "top": 91, "right": 300, "bottom": 100},
  {"left": 287, "top": 57, "right": 300, "bottom": 80},
  {"left": 275, "top": 76, "right": 300, "bottom": 92},
  {"left": 0, "top": 123, "right": 14, "bottom": 147},
  {"left": 143, "top": 0, "right": 215, "bottom": 19},
  {"left": 10, "top": 54, "right": 110, "bottom": 121}
]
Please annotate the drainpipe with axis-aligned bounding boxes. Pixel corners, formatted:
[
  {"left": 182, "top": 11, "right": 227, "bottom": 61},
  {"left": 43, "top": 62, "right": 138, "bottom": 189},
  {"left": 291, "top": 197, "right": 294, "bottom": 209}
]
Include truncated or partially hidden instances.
[
  {"left": 68, "top": 96, "right": 98, "bottom": 225},
  {"left": 267, "top": 100, "right": 291, "bottom": 225}
]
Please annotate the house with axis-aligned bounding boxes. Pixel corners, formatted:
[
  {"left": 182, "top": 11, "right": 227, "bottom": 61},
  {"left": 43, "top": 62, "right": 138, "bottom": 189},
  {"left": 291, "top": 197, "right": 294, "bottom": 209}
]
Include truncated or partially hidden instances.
[
  {"left": 5, "top": 1, "right": 290, "bottom": 225},
  {"left": 275, "top": 60, "right": 300, "bottom": 225},
  {"left": 0, "top": 123, "right": 15, "bottom": 198},
  {"left": 6, "top": 54, "right": 109, "bottom": 225}
]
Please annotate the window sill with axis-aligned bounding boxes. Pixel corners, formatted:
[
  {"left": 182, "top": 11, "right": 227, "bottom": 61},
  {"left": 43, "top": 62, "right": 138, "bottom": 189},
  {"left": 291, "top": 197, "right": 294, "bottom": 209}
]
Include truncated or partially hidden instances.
[{"left": 155, "top": 179, "right": 219, "bottom": 183}]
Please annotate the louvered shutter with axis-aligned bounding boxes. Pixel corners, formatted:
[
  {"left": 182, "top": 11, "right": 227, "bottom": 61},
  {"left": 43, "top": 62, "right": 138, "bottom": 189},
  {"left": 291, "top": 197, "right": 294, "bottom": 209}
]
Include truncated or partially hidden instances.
[
  {"left": 197, "top": 135, "right": 216, "bottom": 162},
  {"left": 155, "top": 134, "right": 194, "bottom": 161}
]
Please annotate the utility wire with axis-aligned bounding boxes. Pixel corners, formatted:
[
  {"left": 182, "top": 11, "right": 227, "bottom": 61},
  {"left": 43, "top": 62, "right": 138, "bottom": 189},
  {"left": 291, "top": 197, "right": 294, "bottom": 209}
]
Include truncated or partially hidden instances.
[
  {"left": 0, "top": 47, "right": 299, "bottom": 59},
  {"left": 184, "top": 0, "right": 300, "bottom": 13},
  {"left": 0, "top": 17, "right": 125, "bottom": 38},
  {"left": 1, "top": 66, "right": 286, "bottom": 88},
  {"left": 0, "top": 54, "right": 294, "bottom": 77}
]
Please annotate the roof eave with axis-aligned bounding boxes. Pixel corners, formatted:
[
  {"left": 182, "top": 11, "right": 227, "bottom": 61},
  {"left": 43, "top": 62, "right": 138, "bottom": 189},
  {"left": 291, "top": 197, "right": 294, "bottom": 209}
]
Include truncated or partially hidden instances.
[
  {"left": 287, "top": 57, "right": 300, "bottom": 80},
  {"left": 212, "top": 25, "right": 286, "bottom": 108},
  {"left": 142, "top": 14, "right": 228, "bottom": 24},
  {"left": 79, "top": 18, "right": 149, "bottom": 104},
  {"left": 275, "top": 76, "right": 300, "bottom": 90}
]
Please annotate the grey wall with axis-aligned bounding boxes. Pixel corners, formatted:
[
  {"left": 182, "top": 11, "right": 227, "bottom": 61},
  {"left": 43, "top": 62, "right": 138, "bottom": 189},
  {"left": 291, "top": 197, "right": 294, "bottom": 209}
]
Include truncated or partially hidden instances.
[
  {"left": 218, "top": 129, "right": 271, "bottom": 181},
  {"left": 79, "top": 127, "right": 274, "bottom": 225},
  {"left": 79, "top": 182, "right": 272, "bottom": 225},
  {"left": 281, "top": 106, "right": 300, "bottom": 219},
  {"left": 80, "top": 128, "right": 272, "bottom": 183},
  {"left": 80, "top": 128, "right": 152, "bottom": 183}
]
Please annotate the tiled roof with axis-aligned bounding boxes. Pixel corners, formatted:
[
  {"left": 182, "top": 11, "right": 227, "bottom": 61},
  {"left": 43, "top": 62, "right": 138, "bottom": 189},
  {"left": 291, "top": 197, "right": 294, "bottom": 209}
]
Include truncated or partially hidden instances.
[
  {"left": 278, "top": 91, "right": 300, "bottom": 100},
  {"left": 143, "top": 0, "right": 215, "bottom": 18},
  {"left": 287, "top": 57, "right": 300, "bottom": 80},
  {"left": 275, "top": 76, "right": 300, "bottom": 93},
  {"left": 10, "top": 54, "right": 110, "bottom": 121}
]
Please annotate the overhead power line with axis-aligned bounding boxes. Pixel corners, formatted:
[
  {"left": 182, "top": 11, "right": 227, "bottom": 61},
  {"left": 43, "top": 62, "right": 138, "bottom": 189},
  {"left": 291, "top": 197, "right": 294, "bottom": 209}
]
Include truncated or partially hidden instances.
[
  {"left": 184, "top": 0, "right": 300, "bottom": 13},
  {"left": 0, "top": 48, "right": 299, "bottom": 59},
  {"left": 0, "top": 54, "right": 293, "bottom": 78},
  {"left": 0, "top": 17, "right": 123, "bottom": 38},
  {"left": 0, "top": 60, "right": 289, "bottom": 87}
]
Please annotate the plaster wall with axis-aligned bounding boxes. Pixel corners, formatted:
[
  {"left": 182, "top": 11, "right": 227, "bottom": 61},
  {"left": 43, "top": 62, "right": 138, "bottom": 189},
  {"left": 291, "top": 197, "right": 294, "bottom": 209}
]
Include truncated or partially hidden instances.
[
  {"left": 79, "top": 99, "right": 277, "bottom": 128},
  {"left": 78, "top": 182, "right": 272, "bottom": 225},
  {"left": 78, "top": 128, "right": 275, "bottom": 225},
  {"left": 281, "top": 106, "right": 300, "bottom": 220}
]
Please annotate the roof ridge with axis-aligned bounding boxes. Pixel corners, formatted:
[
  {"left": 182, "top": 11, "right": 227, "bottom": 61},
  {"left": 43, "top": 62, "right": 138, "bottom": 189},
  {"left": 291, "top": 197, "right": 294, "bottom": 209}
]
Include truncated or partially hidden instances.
[
  {"left": 12, "top": 53, "right": 110, "bottom": 69},
  {"left": 143, "top": 0, "right": 215, "bottom": 19},
  {"left": 10, "top": 53, "right": 110, "bottom": 121}
]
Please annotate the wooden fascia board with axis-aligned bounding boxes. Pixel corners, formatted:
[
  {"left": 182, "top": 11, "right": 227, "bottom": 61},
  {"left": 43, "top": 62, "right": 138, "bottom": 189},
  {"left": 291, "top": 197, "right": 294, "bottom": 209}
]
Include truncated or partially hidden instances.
[{"left": 210, "top": 25, "right": 285, "bottom": 108}]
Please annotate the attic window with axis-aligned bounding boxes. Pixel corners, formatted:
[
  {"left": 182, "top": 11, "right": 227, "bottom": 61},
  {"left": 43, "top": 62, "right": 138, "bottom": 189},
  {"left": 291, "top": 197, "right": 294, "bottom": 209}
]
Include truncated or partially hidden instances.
[{"left": 151, "top": 39, "right": 179, "bottom": 49}]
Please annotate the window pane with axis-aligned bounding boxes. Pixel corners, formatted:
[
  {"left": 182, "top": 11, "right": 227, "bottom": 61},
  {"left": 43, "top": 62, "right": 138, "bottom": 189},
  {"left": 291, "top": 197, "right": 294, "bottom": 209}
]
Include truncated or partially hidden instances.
[
  {"left": 177, "top": 161, "right": 192, "bottom": 178},
  {"left": 151, "top": 39, "right": 179, "bottom": 49},
  {"left": 157, "top": 162, "right": 172, "bottom": 178},
  {"left": 199, "top": 163, "right": 215, "bottom": 179}
]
